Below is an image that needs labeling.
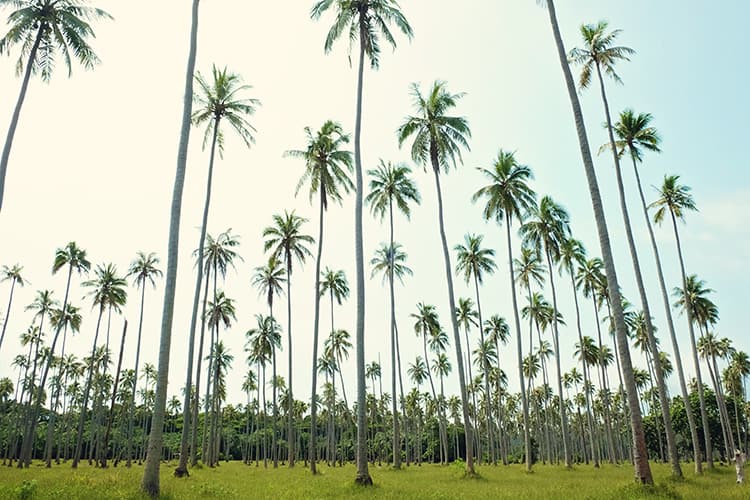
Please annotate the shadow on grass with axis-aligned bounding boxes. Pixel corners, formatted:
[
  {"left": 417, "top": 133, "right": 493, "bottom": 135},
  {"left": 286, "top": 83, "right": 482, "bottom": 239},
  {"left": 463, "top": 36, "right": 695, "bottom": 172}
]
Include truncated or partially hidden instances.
[{"left": 608, "top": 482, "right": 681, "bottom": 500}]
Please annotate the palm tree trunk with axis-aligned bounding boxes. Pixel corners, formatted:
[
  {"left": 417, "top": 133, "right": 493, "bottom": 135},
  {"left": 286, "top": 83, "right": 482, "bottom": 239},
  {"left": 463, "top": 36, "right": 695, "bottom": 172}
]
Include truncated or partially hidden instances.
[
  {"left": 430, "top": 161, "right": 475, "bottom": 475},
  {"left": 0, "top": 279, "right": 17, "bottom": 355},
  {"left": 504, "top": 215, "right": 532, "bottom": 472},
  {"left": 394, "top": 322, "right": 409, "bottom": 465},
  {"left": 128, "top": 284, "right": 146, "bottom": 468},
  {"left": 141, "top": 1, "right": 200, "bottom": 494},
  {"left": 473, "top": 274, "right": 495, "bottom": 464},
  {"left": 630, "top": 154, "right": 703, "bottom": 473},
  {"left": 309, "top": 187, "right": 326, "bottom": 475},
  {"left": 388, "top": 201, "right": 401, "bottom": 469},
  {"left": 286, "top": 263, "right": 295, "bottom": 467},
  {"left": 189, "top": 270, "right": 211, "bottom": 466},
  {"left": 463, "top": 324, "right": 477, "bottom": 463},
  {"left": 352, "top": 20, "right": 372, "bottom": 487},
  {"left": 100, "top": 320, "right": 128, "bottom": 467},
  {"left": 595, "top": 61, "right": 682, "bottom": 478},
  {"left": 271, "top": 302, "right": 278, "bottom": 469},
  {"left": 73, "top": 305, "right": 105, "bottom": 468},
  {"left": 544, "top": 0, "right": 652, "bottom": 483},
  {"left": 669, "top": 210, "right": 713, "bottom": 468},
  {"left": 0, "top": 23, "right": 45, "bottom": 214},
  {"left": 590, "top": 295, "right": 616, "bottom": 464}
]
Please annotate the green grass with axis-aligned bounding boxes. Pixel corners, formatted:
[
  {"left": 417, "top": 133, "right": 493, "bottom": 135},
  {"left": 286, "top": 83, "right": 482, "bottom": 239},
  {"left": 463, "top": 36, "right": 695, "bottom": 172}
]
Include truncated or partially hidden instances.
[{"left": 0, "top": 460, "right": 745, "bottom": 499}]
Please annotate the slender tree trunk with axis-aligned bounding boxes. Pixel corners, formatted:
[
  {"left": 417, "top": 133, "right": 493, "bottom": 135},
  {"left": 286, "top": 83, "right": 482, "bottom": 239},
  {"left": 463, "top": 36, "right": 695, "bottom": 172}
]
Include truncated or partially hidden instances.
[
  {"left": 309, "top": 188, "right": 326, "bottom": 474},
  {"left": 271, "top": 301, "right": 278, "bottom": 469},
  {"left": 630, "top": 155, "right": 702, "bottom": 473},
  {"left": 430, "top": 162, "right": 475, "bottom": 475},
  {"left": 0, "top": 23, "right": 45, "bottom": 214},
  {"left": 286, "top": 263, "right": 295, "bottom": 466},
  {"left": 127, "top": 284, "right": 146, "bottom": 467},
  {"left": 473, "top": 274, "right": 495, "bottom": 464},
  {"left": 0, "top": 279, "right": 17, "bottom": 355},
  {"left": 590, "top": 294, "right": 616, "bottom": 464},
  {"left": 505, "top": 216, "right": 532, "bottom": 472},
  {"left": 545, "top": 0, "right": 652, "bottom": 483},
  {"left": 100, "top": 320, "right": 128, "bottom": 467},
  {"left": 141, "top": 1, "right": 200, "bottom": 495},
  {"left": 189, "top": 270, "right": 211, "bottom": 466},
  {"left": 387, "top": 201, "right": 402, "bottom": 469}
]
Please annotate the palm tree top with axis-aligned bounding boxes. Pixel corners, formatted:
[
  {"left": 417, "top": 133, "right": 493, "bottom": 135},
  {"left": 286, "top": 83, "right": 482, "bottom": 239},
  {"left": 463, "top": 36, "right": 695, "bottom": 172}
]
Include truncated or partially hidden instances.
[
  {"left": 127, "top": 251, "right": 162, "bottom": 289},
  {"left": 82, "top": 262, "right": 127, "bottom": 312},
  {"left": 0, "top": 263, "right": 26, "bottom": 286},
  {"left": 568, "top": 20, "right": 635, "bottom": 89},
  {"left": 608, "top": 108, "right": 661, "bottom": 161},
  {"left": 365, "top": 159, "right": 420, "bottom": 220},
  {"left": 319, "top": 267, "right": 349, "bottom": 304},
  {"left": 262, "top": 210, "right": 314, "bottom": 275},
  {"left": 310, "top": 0, "right": 413, "bottom": 69},
  {"left": 52, "top": 241, "right": 91, "bottom": 275},
  {"left": 454, "top": 233, "right": 496, "bottom": 285},
  {"left": 520, "top": 195, "right": 571, "bottom": 261},
  {"left": 472, "top": 149, "right": 536, "bottom": 225},
  {"left": 649, "top": 175, "right": 697, "bottom": 224},
  {"left": 369, "top": 242, "right": 412, "bottom": 284},
  {"left": 0, "top": 0, "right": 112, "bottom": 81},
  {"left": 201, "top": 229, "right": 243, "bottom": 279},
  {"left": 252, "top": 255, "right": 286, "bottom": 308}
]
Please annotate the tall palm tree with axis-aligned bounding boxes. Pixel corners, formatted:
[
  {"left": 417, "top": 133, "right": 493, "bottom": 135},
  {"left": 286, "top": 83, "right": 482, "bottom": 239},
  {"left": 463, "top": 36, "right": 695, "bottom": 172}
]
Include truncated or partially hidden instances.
[
  {"left": 0, "top": 0, "right": 111, "bottom": 213},
  {"left": 472, "top": 149, "right": 536, "bottom": 471},
  {"left": 310, "top": 1, "right": 413, "bottom": 484},
  {"left": 540, "top": 0, "right": 653, "bottom": 483},
  {"left": 23, "top": 289, "right": 56, "bottom": 404},
  {"left": 286, "top": 120, "right": 352, "bottom": 474},
  {"left": 20, "top": 242, "right": 90, "bottom": 468},
  {"left": 520, "top": 195, "right": 573, "bottom": 467},
  {"left": 263, "top": 210, "right": 314, "bottom": 467},
  {"left": 570, "top": 21, "right": 681, "bottom": 478},
  {"left": 397, "top": 80, "right": 476, "bottom": 475},
  {"left": 124, "top": 252, "right": 162, "bottom": 467},
  {"left": 325, "top": 328, "right": 353, "bottom": 410},
  {"left": 455, "top": 233, "right": 497, "bottom": 462},
  {"left": 320, "top": 268, "right": 350, "bottom": 408},
  {"left": 366, "top": 160, "right": 420, "bottom": 469},
  {"left": 611, "top": 109, "right": 703, "bottom": 472},
  {"left": 144, "top": 1, "right": 200, "bottom": 493},
  {"left": 0, "top": 264, "right": 26, "bottom": 353},
  {"left": 73, "top": 263, "right": 127, "bottom": 468}
]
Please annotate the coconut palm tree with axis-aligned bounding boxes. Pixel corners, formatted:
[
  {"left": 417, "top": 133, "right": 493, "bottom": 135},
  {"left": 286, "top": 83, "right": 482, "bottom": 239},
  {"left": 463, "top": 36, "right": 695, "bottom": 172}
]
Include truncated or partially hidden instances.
[
  {"left": 325, "top": 328, "right": 352, "bottom": 410},
  {"left": 246, "top": 315, "right": 277, "bottom": 468},
  {"left": 540, "top": 0, "right": 653, "bottom": 483},
  {"left": 0, "top": 0, "right": 112, "bottom": 213},
  {"left": 310, "top": 1, "right": 412, "bottom": 482},
  {"left": 73, "top": 263, "right": 127, "bottom": 468},
  {"left": 610, "top": 109, "right": 703, "bottom": 472},
  {"left": 263, "top": 210, "right": 314, "bottom": 467},
  {"left": 455, "top": 234, "right": 497, "bottom": 462},
  {"left": 570, "top": 21, "right": 681, "bottom": 477},
  {"left": 144, "top": 1, "right": 200, "bottom": 493},
  {"left": 366, "top": 160, "right": 420, "bottom": 468},
  {"left": 125, "top": 252, "right": 162, "bottom": 467},
  {"left": 520, "top": 195, "right": 573, "bottom": 467},
  {"left": 397, "top": 79, "right": 476, "bottom": 475},
  {"left": 20, "top": 242, "right": 90, "bottom": 468},
  {"left": 472, "top": 149, "right": 536, "bottom": 471},
  {"left": 286, "top": 120, "right": 352, "bottom": 474},
  {"left": 0, "top": 264, "right": 26, "bottom": 353}
]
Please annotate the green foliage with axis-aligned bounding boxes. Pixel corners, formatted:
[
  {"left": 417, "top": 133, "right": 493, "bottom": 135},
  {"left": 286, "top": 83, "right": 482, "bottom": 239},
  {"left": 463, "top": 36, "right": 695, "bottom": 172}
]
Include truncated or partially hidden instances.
[{"left": 15, "top": 479, "right": 36, "bottom": 500}]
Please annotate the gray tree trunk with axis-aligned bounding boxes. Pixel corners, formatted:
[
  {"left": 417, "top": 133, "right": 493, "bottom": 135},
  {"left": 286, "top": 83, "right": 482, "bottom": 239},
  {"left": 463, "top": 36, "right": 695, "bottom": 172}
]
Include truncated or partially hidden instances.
[
  {"left": 127, "top": 282, "right": 147, "bottom": 467},
  {"left": 285, "top": 261, "right": 295, "bottom": 466},
  {"left": 308, "top": 187, "right": 325, "bottom": 474},
  {"left": 388, "top": 200, "right": 401, "bottom": 468}
]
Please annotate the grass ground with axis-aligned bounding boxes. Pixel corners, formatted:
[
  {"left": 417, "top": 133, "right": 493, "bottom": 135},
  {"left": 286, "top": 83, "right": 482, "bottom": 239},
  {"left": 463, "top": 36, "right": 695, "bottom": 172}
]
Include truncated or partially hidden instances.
[{"left": 0, "top": 460, "right": 744, "bottom": 499}]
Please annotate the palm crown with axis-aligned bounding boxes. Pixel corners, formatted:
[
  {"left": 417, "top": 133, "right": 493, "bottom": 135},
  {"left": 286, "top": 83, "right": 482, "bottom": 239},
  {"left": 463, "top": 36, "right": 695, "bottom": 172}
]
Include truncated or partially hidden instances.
[
  {"left": 472, "top": 150, "right": 536, "bottom": 225},
  {"left": 610, "top": 109, "right": 661, "bottom": 161},
  {"left": 454, "top": 233, "right": 496, "bottom": 285},
  {"left": 365, "top": 160, "right": 420, "bottom": 220},
  {"left": 370, "top": 242, "right": 412, "bottom": 284},
  {"left": 568, "top": 20, "right": 635, "bottom": 89},
  {"left": 649, "top": 175, "right": 697, "bottom": 224},
  {"left": 262, "top": 211, "right": 314, "bottom": 276}
]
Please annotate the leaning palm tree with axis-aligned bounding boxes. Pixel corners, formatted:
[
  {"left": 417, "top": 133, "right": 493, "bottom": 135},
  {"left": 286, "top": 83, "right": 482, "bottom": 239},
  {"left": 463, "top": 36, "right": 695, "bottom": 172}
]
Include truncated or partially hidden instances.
[
  {"left": 611, "top": 110, "right": 703, "bottom": 472},
  {"left": 472, "top": 149, "right": 536, "bottom": 471},
  {"left": 0, "top": 264, "right": 26, "bottom": 353},
  {"left": 263, "top": 210, "right": 314, "bottom": 467},
  {"left": 570, "top": 21, "right": 681, "bottom": 478},
  {"left": 0, "top": 0, "right": 112, "bottom": 213},
  {"left": 365, "top": 160, "right": 419, "bottom": 468},
  {"left": 310, "top": 1, "right": 412, "bottom": 484},
  {"left": 144, "top": 1, "right": 200, "bottom": 493},
  {"left": 540, "top": 0, "right": 653, "bottom": 483},
  {"left": 175, "top": 63, "right": 258, "bottom": 478},
  {"left": 125, "top": 252, "right": 162, "bottom": 468},
  {"left": 19, "top": 242, "right": 90, "bottom": 468},
  {"left": 397, "top": 79, "right": 476, "bottom": 475},
  {"left": 520, "top": 195, "right": 573, "bottom": 467},
  {"left": 285, "top": 120, "right": 352, "bottom": 474}
]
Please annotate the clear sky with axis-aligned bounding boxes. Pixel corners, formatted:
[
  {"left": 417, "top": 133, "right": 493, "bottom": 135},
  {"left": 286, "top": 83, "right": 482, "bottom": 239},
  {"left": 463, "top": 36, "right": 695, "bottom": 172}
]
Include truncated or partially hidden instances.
[{"left": 0, "top": 1, "right": 747, "bottom": 408}]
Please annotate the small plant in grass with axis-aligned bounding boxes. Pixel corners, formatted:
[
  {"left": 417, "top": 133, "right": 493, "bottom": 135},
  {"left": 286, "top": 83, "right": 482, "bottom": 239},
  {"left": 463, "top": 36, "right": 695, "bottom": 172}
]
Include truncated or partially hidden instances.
[{"left": 15, "top": 480, "right": 37, "bottom": 500}]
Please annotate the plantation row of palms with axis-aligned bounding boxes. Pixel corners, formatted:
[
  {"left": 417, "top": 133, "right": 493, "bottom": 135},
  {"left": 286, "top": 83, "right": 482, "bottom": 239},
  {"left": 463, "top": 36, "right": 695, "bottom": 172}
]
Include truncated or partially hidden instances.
[{"left": 0, "top": 0, "right": 744, "bottom": 496}]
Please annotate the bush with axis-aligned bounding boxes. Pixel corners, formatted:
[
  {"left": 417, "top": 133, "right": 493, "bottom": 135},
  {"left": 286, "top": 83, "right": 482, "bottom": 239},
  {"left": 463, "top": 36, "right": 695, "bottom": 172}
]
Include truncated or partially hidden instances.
[{"left": 15, "top": 480, "right": 37, "bottom": 500}]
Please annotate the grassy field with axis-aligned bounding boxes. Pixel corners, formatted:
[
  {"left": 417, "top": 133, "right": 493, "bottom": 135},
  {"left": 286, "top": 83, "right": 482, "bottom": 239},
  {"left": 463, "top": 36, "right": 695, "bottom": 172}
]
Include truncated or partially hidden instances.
[{"left": 0, "top": 460, "right": 745, "bottom": 499}]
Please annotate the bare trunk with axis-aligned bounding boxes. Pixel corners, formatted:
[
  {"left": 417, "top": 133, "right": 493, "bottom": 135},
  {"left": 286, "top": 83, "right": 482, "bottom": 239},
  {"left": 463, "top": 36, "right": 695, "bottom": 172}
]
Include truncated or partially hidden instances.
[
  {"left": 308, "top": 187, "right": 325, "bottom": 474},
  {"left": 100, "top": 320, "right": 128, "bottom": 467}
]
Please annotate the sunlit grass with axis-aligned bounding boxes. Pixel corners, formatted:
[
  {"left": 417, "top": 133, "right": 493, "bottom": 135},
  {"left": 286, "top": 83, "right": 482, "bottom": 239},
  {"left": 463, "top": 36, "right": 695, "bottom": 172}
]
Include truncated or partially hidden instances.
[{"left": 0, "top": 460, "right": 745, "bottom": 499}]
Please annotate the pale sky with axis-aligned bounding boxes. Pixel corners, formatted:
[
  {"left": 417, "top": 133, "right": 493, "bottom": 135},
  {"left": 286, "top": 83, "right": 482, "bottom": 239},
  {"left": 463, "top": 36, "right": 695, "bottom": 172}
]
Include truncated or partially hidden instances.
[{"left": 0, "top": 1, "right": 748, "bottom": 409}]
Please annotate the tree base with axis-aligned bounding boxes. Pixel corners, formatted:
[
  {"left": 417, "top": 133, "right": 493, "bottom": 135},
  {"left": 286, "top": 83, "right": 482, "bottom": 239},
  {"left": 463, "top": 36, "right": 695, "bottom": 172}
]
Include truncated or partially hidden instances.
[
  {"left": 355, "top": 474, "right": 373, "bottom": 486},
  {"left": 462, "top": 470, "right": 481, "bottom": 480},
  {"left": 173, "top": 467, "right": 189, "bottom": 478}
]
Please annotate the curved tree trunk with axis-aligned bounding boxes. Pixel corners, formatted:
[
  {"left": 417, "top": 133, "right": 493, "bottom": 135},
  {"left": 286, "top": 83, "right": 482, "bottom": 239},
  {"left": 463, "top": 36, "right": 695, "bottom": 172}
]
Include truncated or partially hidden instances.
[
  {"left": 505, "top": 215, "right": 532, "bottom": 472},
  {"left": 127, "top": 283, "right": 147, "bottom": 467},
  {"left": 544, "top": 0, "right": 652, "bottom": 483},
  {"left": 309, "top": 188, "right": 326, "bottom": 475},
  {"left": 286, "top": 263, "right": 295, "bottom": 466},
  {"left": 141, "top": 1, "right": 200, "bottom": 494},
  {"left": 630, "top": 154, "right": 703, "bottom": 473},
  {"left": 0, "top": 279, "right": 17, "bottom": 355}
]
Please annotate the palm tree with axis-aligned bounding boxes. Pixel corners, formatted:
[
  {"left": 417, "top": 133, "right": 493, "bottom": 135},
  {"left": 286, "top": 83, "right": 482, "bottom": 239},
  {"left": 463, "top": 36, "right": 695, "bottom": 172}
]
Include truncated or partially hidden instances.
[
  {"left": 246, "top": 315, "right": 277, "bottom": 468},
  {"left": 20, "top": 242, "right": 90, "bottom": 468},
  {"left": 23, "top": 289, "right": 56, "bottom": 404},
  {"left": 0, "top": 264, "right": 26, "bottom": 353},
  {"left": 263, "top": 210, "right": 314, "bottom": 467},
  {"left": 540, "top": 0, "right": 653, "bottom": 483},
  {"left": 521, "top": 195, "right": 573, "bottom": 467},
  {"left": 125, "top": 252, "right": 162, "bottom": 467},
  {"left": 325, "top": 328, "right": 352, "bottom": 410},
  {"left": 143, "top": 0, "right": 200, "bottom": 493},
  {"left": 0, "top": 0, "right": 111, "bottom": 213},
  {"left": 73, "top": 263, "right": 127, "bottom": 468},
  {"left": 570, "top": 21, "right": 681, "bottom": 478},
  {"left": 397, "top": 79, "right": 476, "bottom": 475},
  {"left": 611, "top": 109, "right": 703, "bottom": 472},
  {"left": 310, "top": 1, "right": 413, "bottom": 484},
  {"left": 366, "top": 160, "right": 420, "bottom": 469},
  {"left": 176, "top": 64, "right": 257, "bottom": 477},
  {"left": 286, "top": 119, "right": 352, "bottom": 474},
  {"left": 455, "top": 234, "right": 497, "bottom": 462},
  {"left": 320, "top": 268, "right": 350, "bottom": 407},
  {"left": 472, "top": 149, "right": 536, "bottom": 471}
]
